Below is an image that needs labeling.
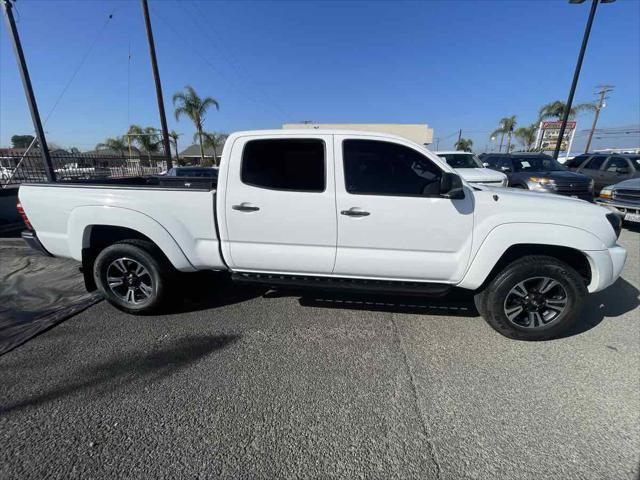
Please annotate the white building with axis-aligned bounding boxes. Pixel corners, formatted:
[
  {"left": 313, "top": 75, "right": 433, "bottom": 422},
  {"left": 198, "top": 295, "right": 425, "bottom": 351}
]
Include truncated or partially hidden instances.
[{"left": 282, "top": 123, "right": 434, "bottom": 145}]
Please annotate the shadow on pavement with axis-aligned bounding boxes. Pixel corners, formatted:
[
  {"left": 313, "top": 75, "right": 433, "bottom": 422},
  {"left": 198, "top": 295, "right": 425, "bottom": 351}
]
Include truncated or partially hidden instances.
[
  {"left": 293, "top": 288, "right": 477, "bottom": 318},
  {"left": 157, "top": 271, "right": 266, "bottom": 315},
  {"left": 563, "top": 277, "right": 639, "bottom": 338},
  {"left": 0, "top": 334, "right": 238, "bottom": 415}
]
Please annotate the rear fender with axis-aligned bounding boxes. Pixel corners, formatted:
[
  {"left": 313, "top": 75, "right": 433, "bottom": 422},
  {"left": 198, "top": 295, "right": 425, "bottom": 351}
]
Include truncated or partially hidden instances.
[{"left": 67, "top": 206, "right": 195, "bottom": 271}]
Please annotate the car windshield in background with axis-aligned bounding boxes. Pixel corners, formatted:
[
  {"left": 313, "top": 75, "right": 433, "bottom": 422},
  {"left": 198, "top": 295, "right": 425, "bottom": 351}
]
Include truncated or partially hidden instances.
[
  {"left": 630, "top": 155, "right": 640, "bottom": 168},
  {"left": 512, "top": 156, "right": 565, "bottom": 172},
  {"left": 173, "top": 168, "right": 218, "bottom": 178},
  {"left": 438, "top": 153, "right": 483, "bottom": 168}
]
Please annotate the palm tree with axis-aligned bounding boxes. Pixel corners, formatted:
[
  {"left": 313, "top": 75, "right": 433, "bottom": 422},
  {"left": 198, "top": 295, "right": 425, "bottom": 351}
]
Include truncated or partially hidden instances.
[
  {"left": 514, "top": 124, "right": 538, "bottom": 151},
  {"left": 199, "top": 131, "right": 228, "bottom": 166},
  {"left": 96, "top": 136, "right": 127, "bottom": 156},
  {"left": 538, "top": 100, "right": 596, "bottom": 120},
  {"left": 454, "top": 137, "right": 473, "bottom": 152},
  {"left": 490, "top": 115, "right": 517, "bottom": 153},
  {"left": 127, "top": 125, "right": 161, "bottom": 165},
  {"left": 172, "top": 86, "right": 219, "bottom": 165},
  {"left": 169, "top": 130, "right": 181, "bottom": 163}
]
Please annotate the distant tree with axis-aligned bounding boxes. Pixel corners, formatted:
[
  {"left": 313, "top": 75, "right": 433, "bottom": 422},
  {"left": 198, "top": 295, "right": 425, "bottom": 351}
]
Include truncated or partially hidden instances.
[
  {"left": 168, "top": 130, "right": 182, "bottom": 163},
  {"left": 454, "top": 138, "right": 473, "bottom": 152},
  {"left": 538, "top": 100, "right": 596, "bottom": 120},
  {"left": 198, "top": 131, "right": 228, "bottom": 166},
  {"left": 69, "top": 147, "right": 81, "bottom": 154},
  {"left": 514, "top": 124, "right": 538, "bottom": 151},
  {"left": 11, "top": 134, "right": 36, "bottom": 149},
  {"left": 96, "top": 136, "right": 128, "bottom": 156},
  {"left": 173, "top": 85, "right": 219, "bottom": 165},
  {"left": 127, "top": 125, "right": 161, "bottom": 164},
  {"left": 490, "top": 115, "right": 517, "bottom": 153}
]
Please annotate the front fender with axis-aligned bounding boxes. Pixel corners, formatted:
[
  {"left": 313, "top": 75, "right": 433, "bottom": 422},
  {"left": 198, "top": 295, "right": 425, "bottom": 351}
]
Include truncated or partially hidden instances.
[
  {"left": 458, "top": 222, "right": 607, "bottom": 291},
  {"left": 67, "top": 206, "right": 195, "bottom": 271}
]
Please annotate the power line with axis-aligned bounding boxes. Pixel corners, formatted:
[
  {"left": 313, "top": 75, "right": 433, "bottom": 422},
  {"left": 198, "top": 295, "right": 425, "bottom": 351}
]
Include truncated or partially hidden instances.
[
  {"left": 184, "top": 0, "right": 291, "bottom": 120},
  {"left": 43, "top": 8, "right": 116, "bottom": 125},
  {"left": 151, "top": 3, "right": 284, "bottom": 124}
]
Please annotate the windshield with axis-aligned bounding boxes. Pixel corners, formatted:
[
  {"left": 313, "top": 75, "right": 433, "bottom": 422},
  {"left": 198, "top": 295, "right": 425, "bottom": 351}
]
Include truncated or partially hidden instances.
[
  {"left": 630, "top": 155, "right": 640, "bottom": 168},
  {"left": 512, "top": 155, "right": 566, "bottom": 172},
  {"left": 438, "top": 153, "right": 483, "bottom": 168},
  {"left": 174, "top": 168, "right": 217, "bottom": 178}
]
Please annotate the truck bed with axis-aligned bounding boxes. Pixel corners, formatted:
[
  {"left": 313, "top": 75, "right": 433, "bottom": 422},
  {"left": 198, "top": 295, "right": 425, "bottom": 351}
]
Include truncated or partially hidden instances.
[{"left": 18, "top": 182, "right": 224, "bottom": 272}]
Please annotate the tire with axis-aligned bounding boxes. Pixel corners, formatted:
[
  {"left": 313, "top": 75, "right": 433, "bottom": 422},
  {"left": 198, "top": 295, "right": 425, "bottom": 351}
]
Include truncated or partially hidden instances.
[
  {"left": 476, "top": 255, "right": 587, "bottom": 341},
  {"left": 93, "top": 240, "right": 172, "bottom": 314}
]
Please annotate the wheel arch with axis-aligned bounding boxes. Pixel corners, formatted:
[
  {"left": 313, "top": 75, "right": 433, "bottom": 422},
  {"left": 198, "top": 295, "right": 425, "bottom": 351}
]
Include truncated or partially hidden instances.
[
  {"left": 67, "top": 206, "right": 195, "bottom": 290},
  {"left": 459, "top": 223, "right": 604, "bottom": 291}
]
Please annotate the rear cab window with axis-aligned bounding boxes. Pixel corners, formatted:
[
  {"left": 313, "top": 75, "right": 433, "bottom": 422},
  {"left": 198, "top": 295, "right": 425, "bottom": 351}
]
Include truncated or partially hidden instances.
[{"left": 241, "top": 139, "right": 325, "bottom": 192}]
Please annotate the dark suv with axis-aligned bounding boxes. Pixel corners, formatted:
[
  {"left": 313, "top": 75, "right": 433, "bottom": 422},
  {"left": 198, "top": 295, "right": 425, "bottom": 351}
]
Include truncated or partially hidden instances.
[
  {"left": 479, "top": 153, "right": 594, "bottom": 201},
  {"left": 564, "top": 153, "right": 640, "bottom": 194}
]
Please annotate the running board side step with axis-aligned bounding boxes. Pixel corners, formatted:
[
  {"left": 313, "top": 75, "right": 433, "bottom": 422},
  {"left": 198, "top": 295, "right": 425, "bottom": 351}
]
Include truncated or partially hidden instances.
[{"left": 231, "top": 272, "right": 451, "bottom": 297}]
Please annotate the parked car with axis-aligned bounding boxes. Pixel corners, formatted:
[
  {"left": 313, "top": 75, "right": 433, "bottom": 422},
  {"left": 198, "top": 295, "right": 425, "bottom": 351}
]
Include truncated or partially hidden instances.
[
  {"left": 434, "top": 151, "right": 507, "bottom": 187},
  {"left": 595, "top": 178, "right": 640, "bottom": 225},
  {"left": 166, "top": 166, "right": 218, "bottom": 179},
  {"left": 18, "top": 129, "right": 625, "bottom": 340},
  {"left": 479, "top": 152, "right": 594, "bottom": 201},
  {"left": 565, "top": 153, "right": 640, "bottom": 195}
]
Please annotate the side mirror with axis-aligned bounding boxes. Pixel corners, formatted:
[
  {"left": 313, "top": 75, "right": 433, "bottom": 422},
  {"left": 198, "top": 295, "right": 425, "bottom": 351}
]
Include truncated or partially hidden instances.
[
  {"left": 483, "top": 162, "right": 490, "bottom": 167},
  {"left": 440, "top": 172, "right": 465, "bottom": 199}
]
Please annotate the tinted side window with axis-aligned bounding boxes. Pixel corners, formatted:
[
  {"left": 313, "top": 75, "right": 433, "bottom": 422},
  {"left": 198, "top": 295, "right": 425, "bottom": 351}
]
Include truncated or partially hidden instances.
[
  {"left": 584, "top": 156, "right": 606, "bottom": 170},
  {"left": 604, "top": 157, "right": 630, "bottom": 172},
  {"left": 343, "top": 140, "right": 442, "bottom": 196},
  {"left": 241, "top": 139, "right": 325, "bottom": 192},
  {"left": 482, "top": 156, "right": 502, "bottom": 168},
  {"left": 565, "top": 155, "right": 589, "bottom": 168}
]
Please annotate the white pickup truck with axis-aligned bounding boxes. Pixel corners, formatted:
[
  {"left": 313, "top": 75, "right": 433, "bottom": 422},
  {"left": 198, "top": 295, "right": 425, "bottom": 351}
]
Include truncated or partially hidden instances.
[{"left": 18, "top": 129, "right": 626, "bottom": 340}]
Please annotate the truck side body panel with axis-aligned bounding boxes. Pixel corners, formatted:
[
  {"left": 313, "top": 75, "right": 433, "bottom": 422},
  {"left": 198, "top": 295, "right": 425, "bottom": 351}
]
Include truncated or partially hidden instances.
[{"left": 19, "top": 184, "right": 224, "bottom": 272}]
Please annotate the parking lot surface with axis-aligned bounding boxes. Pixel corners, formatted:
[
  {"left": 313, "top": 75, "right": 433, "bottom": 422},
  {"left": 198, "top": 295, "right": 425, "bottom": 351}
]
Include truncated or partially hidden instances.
[{"left": 1, "top": 229, "right": 638, "bottom": 480}]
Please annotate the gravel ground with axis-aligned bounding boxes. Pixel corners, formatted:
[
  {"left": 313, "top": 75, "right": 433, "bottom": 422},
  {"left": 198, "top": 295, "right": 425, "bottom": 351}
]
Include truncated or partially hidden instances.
[{"left": 1, "top": 229, "right": 638, "bottom": 480}]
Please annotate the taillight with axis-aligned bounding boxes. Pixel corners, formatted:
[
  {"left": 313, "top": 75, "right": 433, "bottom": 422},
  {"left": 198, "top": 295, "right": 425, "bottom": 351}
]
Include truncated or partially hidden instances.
[{"left": 16, "top": 203, "right": 33, "bottom": 230}]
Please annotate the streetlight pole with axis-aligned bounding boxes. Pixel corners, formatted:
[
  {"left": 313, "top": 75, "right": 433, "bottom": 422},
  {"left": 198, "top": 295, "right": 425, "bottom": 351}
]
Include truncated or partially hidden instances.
[
  {"left": 1, "top": 0, "right": 56, "bottom": 181},
  {"left": 141, "top": 0, "right": 172, "bottom": 169},
  {"left": 553, "top": 0, "right": 614, "bottom": 159}
]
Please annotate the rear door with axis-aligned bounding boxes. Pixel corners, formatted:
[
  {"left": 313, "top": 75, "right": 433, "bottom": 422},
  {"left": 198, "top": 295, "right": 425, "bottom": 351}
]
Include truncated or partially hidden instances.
[
  {"left": 333, "top": 136, "right": 474, "bottom": 282},
  {"left": 223, "top": 135, "right": 337, "bottom": 274}
]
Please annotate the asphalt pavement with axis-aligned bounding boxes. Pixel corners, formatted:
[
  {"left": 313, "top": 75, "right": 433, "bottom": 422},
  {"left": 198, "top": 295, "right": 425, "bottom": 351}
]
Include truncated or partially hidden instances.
[{"left": 1, "top": 229, "right": 638, "bottom": 479}]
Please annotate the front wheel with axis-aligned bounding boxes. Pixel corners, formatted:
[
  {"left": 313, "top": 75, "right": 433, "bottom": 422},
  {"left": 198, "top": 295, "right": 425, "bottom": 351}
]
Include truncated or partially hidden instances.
[
  {"left": 94, "top": 240, "right": 170, "bottom": 314},
  {"left": 475, "top": 255, "right": 587, "bottom": 340}
]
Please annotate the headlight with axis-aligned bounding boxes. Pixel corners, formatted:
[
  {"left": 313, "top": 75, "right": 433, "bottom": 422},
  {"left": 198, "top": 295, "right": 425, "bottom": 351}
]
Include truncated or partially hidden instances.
[
  {"left": 527, "top": 177, "right": 556, "bottom": 190},
  {"left": 501, "top": 177, "right": 508, "bottom": 187},
  {"left": 599, "top": 185, "right": 613, "bottom": 199}
]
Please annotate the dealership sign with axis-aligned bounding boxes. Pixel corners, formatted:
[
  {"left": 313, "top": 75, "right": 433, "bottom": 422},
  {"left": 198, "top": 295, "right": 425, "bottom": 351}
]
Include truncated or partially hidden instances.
[{"left": 535, "top": 121, "right": 577, "bottom": 153}]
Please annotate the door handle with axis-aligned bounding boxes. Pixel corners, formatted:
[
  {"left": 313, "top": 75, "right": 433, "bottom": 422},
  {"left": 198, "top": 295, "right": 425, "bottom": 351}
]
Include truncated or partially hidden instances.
[
  {"left": 341, "top": 208, "right": 370, "bottom": 217},
  {"left": 232, "top": 203, "right": 260, "bottom": 212}
]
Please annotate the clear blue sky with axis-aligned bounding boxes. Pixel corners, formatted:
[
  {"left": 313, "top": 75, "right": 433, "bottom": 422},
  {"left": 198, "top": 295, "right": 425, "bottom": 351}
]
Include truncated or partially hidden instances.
[{"left": 1, "top": 0, "right": 639, "bottom": 152}]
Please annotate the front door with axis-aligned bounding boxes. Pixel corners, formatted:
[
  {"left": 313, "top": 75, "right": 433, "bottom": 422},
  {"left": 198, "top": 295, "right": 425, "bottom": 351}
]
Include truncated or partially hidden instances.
[
  {"left": 333, "top": 136, "right": 474, "bottom": 283},
  {"left": 224, "top": 135, "right": 337, "bottom": 274}
]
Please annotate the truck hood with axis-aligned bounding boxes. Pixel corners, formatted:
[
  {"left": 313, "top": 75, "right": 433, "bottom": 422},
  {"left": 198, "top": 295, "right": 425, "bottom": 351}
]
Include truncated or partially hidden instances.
[
  {"left": 612, "top": 178, "right": 640, "bottom": 190},
  {"left": 455, "top": 168, "right": 506, "bottom": 183}
]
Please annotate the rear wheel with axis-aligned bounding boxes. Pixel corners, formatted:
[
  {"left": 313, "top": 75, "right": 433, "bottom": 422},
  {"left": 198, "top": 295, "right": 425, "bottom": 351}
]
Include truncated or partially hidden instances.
[
  {"left": 475, "top": 255, "right": 587, "bottom": 340},
  {"left": 94, "top": 240, "right": 171, "bottom": 314}
]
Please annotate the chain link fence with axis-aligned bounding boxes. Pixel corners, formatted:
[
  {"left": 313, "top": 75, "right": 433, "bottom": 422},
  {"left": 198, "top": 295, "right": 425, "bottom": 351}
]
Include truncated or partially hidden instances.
[{"left": 0, "top": 151, "right": 167, "bottom": 188}]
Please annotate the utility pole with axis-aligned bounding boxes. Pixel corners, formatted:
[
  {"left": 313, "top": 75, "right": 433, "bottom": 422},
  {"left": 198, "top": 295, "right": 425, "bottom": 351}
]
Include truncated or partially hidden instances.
[
  {"left": 2, "top": 0, "right": 56, "bottom": 181},
  {"left": 456, "top": 129, "right": 462, "bottom": 149},
  {"left": 141, "top": 0, "right": 172, "bottom": 169},
  {"left": 584, "top": 84, "right": 614, "bottom": 153}
]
